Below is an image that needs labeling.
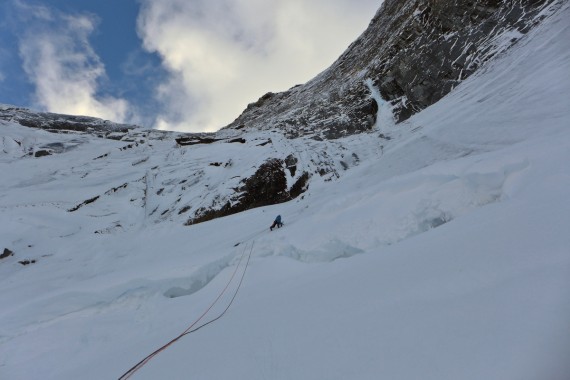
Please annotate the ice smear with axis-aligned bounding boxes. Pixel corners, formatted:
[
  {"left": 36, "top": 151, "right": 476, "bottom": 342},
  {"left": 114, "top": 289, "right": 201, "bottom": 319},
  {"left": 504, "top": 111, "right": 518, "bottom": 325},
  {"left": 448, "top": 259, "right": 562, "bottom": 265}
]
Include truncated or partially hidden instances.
[{"left": 365, "top": 78, "right": 396, "bottom": 134}]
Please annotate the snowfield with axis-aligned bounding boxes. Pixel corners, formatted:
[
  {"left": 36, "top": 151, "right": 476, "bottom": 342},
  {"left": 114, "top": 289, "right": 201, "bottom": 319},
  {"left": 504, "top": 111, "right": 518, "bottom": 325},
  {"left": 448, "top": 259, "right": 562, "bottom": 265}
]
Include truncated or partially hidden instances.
[{"left": 1, "top": 3, "right": 570, "bottom": 380}]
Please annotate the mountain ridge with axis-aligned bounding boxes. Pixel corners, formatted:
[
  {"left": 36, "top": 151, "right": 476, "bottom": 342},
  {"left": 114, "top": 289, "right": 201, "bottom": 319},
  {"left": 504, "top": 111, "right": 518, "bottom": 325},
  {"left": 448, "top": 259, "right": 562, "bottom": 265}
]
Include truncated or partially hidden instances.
[
  {"left": 223, "top": 0, "right": 563, "bottom": 138},
  {"left": 1, "top": 0, "right": 566, "bottom": 226}
]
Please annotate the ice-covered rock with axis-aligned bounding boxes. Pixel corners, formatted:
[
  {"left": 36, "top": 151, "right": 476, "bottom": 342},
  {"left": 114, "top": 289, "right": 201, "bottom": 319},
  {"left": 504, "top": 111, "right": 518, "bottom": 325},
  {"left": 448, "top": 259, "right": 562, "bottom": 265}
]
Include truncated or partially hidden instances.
[{"left": 223, "top": 0, "right": 564, "bottom": 137}]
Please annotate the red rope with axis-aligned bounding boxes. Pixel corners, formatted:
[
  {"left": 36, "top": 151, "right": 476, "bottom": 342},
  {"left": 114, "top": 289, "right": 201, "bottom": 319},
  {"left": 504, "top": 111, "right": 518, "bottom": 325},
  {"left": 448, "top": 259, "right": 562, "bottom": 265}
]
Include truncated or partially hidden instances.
[{"left": 118, "top": 241, "right": 253, "bottom": 379}]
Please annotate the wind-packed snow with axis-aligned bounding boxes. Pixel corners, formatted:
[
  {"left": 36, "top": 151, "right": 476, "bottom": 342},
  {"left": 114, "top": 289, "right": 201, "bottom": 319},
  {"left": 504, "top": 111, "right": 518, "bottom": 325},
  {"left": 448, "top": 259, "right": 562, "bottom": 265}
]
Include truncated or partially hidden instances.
[{"left": 1, "top": 4, "right": 570, "bottom": 380}]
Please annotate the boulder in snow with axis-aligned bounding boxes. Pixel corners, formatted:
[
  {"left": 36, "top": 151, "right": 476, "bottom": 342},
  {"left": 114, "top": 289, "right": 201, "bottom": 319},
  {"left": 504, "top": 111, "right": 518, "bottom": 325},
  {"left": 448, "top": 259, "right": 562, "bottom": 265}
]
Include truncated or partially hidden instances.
[{"left": 1, "top": 248, "right": 14, "bottom": 259}]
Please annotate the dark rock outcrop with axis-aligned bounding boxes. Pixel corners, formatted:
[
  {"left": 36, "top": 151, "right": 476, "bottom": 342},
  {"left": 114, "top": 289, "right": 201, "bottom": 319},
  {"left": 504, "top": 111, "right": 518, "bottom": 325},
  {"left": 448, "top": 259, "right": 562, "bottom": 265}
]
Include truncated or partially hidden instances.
[
  {"left": 1, "top": 248, "right": 14, "bottom": 259},
  {"left": 18, "top": 259, "right": 36, "bottom": 266},
  {"left": 186, "top": 158, "right": 309, "bottom": 225},
  {"left": 68, "top": 195, "right": 100, "bottom": 212},
  {"left": 240, "top": 159, "right": 290, "bottom": 208},
  {"left": 223, "top": 0, "right": 562, "bottom": 138},
  {"left": 289, "top": 172, "right": 310, "bottom": 199},
  {"left": 34, "top": 149, "right": 52, "bottom": 157},
  {"left": 175, "top": 135, "right": 220, "bottom": 146}
]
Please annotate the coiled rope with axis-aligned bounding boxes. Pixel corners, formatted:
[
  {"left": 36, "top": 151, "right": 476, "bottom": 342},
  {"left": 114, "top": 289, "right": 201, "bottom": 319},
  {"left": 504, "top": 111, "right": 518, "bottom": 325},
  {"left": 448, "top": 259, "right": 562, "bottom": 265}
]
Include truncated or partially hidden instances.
[{"left": 118, "top": 241, "right": 254, "bottom": 380}]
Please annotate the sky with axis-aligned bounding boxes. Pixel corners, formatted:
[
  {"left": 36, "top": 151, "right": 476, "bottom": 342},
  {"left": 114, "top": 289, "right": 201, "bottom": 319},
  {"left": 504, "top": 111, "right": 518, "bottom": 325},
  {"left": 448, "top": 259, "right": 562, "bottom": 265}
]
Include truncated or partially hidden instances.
[{"left": 0, "top": 0, "right": 381, "bottom": 132}]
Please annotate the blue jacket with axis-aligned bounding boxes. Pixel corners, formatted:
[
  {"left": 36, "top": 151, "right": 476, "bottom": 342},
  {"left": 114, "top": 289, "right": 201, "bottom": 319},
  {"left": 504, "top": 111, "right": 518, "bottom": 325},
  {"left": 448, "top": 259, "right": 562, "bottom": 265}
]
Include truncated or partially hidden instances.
[{"left": 275, "top": 215, "right": 282, "bottom": 223}]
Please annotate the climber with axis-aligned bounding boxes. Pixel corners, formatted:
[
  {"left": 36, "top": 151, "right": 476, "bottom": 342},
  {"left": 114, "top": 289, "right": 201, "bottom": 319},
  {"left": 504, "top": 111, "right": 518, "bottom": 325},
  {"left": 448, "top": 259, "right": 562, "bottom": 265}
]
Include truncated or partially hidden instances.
[{"left": 270, "top": 215, "right": 283, "bottom": 231}]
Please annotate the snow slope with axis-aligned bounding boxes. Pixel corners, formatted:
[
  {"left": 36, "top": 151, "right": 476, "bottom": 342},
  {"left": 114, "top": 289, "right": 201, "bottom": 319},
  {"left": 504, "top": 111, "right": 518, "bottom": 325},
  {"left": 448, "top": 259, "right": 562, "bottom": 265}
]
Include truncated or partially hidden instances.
[{"left": 1, "top": 3, "right": 569, "bottom": 379}]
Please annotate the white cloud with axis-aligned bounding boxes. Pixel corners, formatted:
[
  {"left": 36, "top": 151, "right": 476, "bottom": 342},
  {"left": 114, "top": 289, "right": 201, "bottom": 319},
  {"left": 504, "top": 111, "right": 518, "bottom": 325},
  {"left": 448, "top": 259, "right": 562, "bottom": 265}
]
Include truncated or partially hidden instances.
[
  {"left": 16, "top": 2, "right": 133, "bottom": 123},
  {"left": 137, "top": 0, "right": 381, "bottom": 132}
]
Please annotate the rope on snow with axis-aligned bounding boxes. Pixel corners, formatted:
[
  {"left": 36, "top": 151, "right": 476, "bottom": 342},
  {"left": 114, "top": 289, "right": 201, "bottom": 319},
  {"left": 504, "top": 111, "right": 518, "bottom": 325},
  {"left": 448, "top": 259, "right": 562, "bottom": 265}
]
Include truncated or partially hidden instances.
[{"left": 118, "top": 241, "right": 254, "bottom": 380}]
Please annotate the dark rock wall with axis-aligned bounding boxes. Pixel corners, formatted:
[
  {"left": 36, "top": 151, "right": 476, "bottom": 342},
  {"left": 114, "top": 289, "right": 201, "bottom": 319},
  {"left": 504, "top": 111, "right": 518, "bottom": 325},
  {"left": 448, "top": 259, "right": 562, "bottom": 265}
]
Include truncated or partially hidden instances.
[
  {"left": 186, "top": 158, "right": 306, "bottom": 225},
  {"left": 224, "top": 0, "right": 561, "bottom": 138}
]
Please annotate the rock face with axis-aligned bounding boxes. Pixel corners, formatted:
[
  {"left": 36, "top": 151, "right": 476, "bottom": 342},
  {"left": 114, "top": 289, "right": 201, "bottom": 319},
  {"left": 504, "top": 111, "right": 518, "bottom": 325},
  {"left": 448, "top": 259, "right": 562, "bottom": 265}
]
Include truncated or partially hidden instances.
[
  {"left": 223, "top": 0, "right": 562, "bottom": 138},
  {"left": 187, "top": 158, "right": 310, "bottom": 225}
]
